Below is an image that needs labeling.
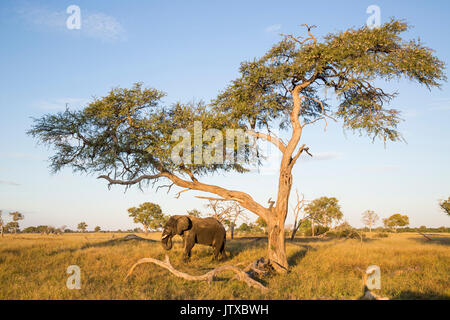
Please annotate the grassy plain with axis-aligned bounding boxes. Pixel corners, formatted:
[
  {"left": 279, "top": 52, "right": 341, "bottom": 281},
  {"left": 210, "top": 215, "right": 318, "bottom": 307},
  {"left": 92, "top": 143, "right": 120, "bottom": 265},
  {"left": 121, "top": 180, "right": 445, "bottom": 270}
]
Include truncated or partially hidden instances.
[{"left": 0, "top": 232, "right": 448, "bottom": 299}]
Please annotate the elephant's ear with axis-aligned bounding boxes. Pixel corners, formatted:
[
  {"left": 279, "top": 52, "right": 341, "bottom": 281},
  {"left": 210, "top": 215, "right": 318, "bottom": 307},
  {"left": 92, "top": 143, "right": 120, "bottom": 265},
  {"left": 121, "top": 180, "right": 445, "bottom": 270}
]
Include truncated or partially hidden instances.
[{"left": 176, "top": 216, "right": 192, "bottom": 235}]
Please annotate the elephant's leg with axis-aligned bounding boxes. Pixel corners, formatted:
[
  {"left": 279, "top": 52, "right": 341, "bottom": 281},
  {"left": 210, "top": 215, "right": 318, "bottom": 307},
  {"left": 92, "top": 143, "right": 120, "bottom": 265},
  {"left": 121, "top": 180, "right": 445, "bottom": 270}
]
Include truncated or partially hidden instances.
[
  {"left": 183, "top": 238, "right": 195, "bottom": 261},
  {"left": 218, "top": 240, "right": 227, "bottom": 260},
  {"left": 213, "top": 245, "right": 221, "bottom": 260}
]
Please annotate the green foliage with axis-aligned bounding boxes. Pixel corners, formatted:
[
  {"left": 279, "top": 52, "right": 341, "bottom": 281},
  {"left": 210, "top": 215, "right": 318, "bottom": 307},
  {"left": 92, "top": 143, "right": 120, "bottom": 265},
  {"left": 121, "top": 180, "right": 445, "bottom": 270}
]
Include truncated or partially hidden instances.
[
  {"left": 255, "top": 217, "right": 267, "bottom": 228},
  {"left": 28, "top": 20, "right": 446, "bottom": 190},
  {"left": 439, "top": 197, "right": 450, "bottom": 215},
  {"left": 9, "top": 211, "right": 24, "bottom": 222},
  {"left": 304, "top": 196, "right": 343, "bottom": 227},
  {"left": 236, "top": 222, "right": 262, "bottom": 233},
  {"left": 77, "top": 222, "right": 88, "bottom": 232},
  {"left": 374, "top": 232, "right": 389, "bottom": 238},
  {"left": 187, "top": 209, "right": 202, "bottom": 217},
  {"left": 4, "top": 222, "right": 19, "bottom": 233},
  {"left": 383, "top": 214, "right": 409, "bottom": 230},
  {"left": 213, "top": 19, "right": 445, "bottom": 141},
  {"left": 27, "top": 83, "right": 251, "bottom": 186},
  {"left": 127, "top": 202, "right": 167, "bottom": 232},
  {"left": 94, "top": 226, "right": 101, "bottom": 232},
  {"left": 326, "top": 222, "right": 364, "bottom": 239}
]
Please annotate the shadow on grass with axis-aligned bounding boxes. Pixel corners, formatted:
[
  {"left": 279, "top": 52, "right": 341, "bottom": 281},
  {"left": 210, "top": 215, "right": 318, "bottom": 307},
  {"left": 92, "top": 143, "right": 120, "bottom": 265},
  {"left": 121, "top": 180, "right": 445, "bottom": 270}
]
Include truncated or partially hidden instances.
[
  {"left": 409, "top": 234, "right": 450, "bottom": 246},
  {"left": 47, "top": 234, "right": 157, "bottom": 256},
  {"left": 226, "top": 237, "right": 267, "bottom": 257}
]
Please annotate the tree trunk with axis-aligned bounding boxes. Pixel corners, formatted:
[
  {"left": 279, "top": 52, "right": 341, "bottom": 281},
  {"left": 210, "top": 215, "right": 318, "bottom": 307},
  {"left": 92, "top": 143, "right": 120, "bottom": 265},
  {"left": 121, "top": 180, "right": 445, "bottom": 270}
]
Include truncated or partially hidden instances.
[
  {"left": 267, "top": 215, "right": 288, "bottom": 273},
  {"left": 230, "top": 224, "right": 234, "bottom": 240},
  {"left": 144, "top": 225, "right": 149, "bottom": 234},
  {"left": 311, "top": 220, "right": 315, "bottom": 237},
  {"left": 290, "top": 220, "right": 297, "bottom": 240}
]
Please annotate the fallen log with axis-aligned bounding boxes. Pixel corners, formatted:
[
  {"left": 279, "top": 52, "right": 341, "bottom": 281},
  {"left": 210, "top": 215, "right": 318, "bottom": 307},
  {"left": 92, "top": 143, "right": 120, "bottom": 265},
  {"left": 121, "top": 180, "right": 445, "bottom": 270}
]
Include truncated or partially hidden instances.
[{"left": 125, "top": 255, "right": 268, "bottom": 292}]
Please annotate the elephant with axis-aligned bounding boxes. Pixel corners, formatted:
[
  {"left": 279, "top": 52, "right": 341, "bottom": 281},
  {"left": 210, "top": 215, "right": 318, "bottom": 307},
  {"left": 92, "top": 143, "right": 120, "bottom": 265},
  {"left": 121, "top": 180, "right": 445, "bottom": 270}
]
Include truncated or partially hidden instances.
[{"left": 161, "top": 215, "right": 226, "bottom": 261}]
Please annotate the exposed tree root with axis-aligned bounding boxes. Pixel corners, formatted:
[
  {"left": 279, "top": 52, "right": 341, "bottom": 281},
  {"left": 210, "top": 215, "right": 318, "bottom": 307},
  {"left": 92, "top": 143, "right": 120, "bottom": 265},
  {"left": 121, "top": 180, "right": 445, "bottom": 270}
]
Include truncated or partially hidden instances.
[{"left": 125, "top": 255, "right": 268, "bottom": 292}]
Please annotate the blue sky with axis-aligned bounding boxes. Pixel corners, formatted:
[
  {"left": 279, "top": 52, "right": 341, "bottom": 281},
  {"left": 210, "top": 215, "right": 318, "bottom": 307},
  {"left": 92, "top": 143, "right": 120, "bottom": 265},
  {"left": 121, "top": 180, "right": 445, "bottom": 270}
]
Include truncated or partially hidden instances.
[{"left": 0, "top": 0, "right": 449, "bottom": 230}]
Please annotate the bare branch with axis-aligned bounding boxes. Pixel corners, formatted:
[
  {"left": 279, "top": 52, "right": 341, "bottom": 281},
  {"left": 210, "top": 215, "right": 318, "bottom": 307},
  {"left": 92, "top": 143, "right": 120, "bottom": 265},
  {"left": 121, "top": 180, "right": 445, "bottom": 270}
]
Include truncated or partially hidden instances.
[
  {"left": 98, "top": 173, "right": 163, "bottom": 186},
  {"left": 175, "top": 188, "right": 192, "bottom": 199}
]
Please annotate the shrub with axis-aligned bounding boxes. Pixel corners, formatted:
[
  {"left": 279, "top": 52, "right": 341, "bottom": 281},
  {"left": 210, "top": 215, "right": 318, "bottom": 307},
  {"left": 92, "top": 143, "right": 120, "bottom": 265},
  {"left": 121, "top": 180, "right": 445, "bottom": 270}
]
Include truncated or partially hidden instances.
[{"left": 374, "top": 232, "right": 389, "bottom": 238}]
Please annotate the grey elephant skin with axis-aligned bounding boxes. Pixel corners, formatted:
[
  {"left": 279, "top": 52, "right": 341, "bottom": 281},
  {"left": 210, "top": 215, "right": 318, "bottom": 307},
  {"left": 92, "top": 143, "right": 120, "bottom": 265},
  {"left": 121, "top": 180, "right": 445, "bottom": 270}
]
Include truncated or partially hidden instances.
[{"left": 161, "top": 215, "right": 226, "bottom": 261}]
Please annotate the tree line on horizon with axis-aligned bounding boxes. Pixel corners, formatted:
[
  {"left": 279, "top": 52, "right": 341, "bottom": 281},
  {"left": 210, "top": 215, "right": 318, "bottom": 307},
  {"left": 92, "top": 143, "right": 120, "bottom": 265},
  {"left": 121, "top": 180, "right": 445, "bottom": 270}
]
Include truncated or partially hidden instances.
[{"left": 1, "top": 196, "right": 449, "bottom": 236}]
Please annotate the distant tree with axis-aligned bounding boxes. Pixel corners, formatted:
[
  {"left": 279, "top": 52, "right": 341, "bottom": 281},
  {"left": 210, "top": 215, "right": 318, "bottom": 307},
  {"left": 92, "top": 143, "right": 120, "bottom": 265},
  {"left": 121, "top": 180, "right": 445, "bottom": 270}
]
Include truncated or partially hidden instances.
[
  {"left": 237, "top": 222, "right": 252, "bottom": 233},
  {"left": 9, "top": 211, "right": 24, "bottom": 234},
  {"left": 439, "top": 197, "right": 450, "bottom": 216},
  {"left": 255, "top": 217, "right": 267, "bottom": 233},
  {"left": 77, "top": 222, "right": 88, "bottom": 233},
  {"left": 304, "top": 197, "right": 343, "bottom": 229},
  {"left": 0, "top": 210, "right": 3, "bottom": 237},
  {"left": 5, "top": 222, "right": 19, "bottom": 234},
  {"left": 290, "top": 190, "right": 309, "bottom": 240},
  {"left": 362, "top": 210, "right": 379, "bottom": 233},
  {"left": 187, "top": 209, "right": 202, "bottom": 217},
  {"left": 94, "top": 226, "right": 101, "bottom": 232},
  {"left": 383, "top": 214, "right": 409, "bottom": 231},
  {"left": 127, "top": 202, "right": 167, "bottom": 233},
  {"left": 201, "top": 199, "right": 248, "bottom": 239}
]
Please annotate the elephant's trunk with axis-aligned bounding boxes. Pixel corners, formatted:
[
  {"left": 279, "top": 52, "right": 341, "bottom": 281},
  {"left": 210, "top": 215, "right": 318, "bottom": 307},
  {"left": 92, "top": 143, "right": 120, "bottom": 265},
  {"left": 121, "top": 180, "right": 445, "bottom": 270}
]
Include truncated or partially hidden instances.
[{"left": 161, "top": 234, "right": 173, "bottom": 250}]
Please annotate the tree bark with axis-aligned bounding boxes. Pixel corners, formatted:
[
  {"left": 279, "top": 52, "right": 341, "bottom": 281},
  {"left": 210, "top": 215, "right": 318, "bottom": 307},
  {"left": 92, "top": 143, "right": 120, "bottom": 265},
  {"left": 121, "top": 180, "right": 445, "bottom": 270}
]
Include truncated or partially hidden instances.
[{"left": 267, "top": 216, "right": 288, "bottom": 273}]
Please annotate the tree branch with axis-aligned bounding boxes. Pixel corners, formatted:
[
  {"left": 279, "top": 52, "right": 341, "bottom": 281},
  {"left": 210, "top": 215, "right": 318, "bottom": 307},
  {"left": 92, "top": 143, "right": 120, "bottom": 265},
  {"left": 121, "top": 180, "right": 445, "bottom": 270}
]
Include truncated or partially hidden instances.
[
  {"left": 246, "top": 130, "right": 287, "bottom": 153},
  {"left": 125, "top": 254, "right": 268, "bottom": 292}
]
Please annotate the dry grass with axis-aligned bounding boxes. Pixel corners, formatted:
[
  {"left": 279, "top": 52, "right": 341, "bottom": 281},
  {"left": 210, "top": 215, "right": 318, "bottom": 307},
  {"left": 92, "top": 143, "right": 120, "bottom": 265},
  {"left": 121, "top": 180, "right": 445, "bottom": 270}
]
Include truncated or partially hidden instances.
[{"left": 0, "top": 232, "right": 448, "bottom": 299}]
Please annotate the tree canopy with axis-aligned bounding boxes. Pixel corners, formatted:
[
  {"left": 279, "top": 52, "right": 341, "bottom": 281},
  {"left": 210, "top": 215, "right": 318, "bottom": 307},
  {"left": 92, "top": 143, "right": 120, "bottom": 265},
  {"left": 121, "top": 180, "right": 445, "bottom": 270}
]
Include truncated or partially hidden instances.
[
  {"left": 304, "top": 196, "right": 343, "bottom": 227},
  {"left": 77, "top": 222, "right": 88, "bottom": 232},
  {"left": 439, "top": 197, "right": 450, "bottom": 216},
  {"left": 383, "top": 214, "right": 409, "bottom": 230},
  {"left": 127, "top": 202, "right": 167, "bottom": 232}
]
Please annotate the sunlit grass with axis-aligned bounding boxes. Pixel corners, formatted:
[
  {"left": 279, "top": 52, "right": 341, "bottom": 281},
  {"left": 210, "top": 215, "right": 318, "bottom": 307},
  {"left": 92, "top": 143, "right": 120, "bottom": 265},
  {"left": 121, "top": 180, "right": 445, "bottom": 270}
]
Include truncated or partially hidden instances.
[{"left": 0, "top": 232, "right": 448, "bottom": 299}]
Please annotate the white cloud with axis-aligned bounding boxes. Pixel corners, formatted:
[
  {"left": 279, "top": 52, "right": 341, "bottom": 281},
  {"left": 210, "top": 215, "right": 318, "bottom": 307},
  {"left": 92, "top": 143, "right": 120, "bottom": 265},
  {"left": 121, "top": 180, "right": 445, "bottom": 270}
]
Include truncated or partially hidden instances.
[
  {"left": 265, "top": 24, "right": 281, "bottom": 33},
  {"left": 16, "top": 5, "right": 126, "bottom": 42},
  {"left": 0, "top": 180, "right": 20, "bottom": 186},
  {"left": 34, "top": 97, "right": 88, "bottom": 111}
]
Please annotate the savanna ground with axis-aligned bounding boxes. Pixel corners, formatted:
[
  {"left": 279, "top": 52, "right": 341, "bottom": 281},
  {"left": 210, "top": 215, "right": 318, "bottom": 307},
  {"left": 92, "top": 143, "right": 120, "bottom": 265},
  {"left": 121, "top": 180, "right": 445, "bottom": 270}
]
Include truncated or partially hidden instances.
[{"left": 0, "top": 232, "right": 449, "bottom": 300}]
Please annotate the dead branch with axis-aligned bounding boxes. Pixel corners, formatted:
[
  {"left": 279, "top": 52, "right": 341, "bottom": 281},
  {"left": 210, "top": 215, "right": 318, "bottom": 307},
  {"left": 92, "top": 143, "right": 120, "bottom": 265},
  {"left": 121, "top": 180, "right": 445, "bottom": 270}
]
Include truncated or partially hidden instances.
[
  {"left": 125, "top": 255, "right": 268, "bottom": 292},
  {"left": 267, "top": 198, "right": 275, "bottom": 209},
  {"left": 175, "top": 188, "right": 192, "bottom": 199}
]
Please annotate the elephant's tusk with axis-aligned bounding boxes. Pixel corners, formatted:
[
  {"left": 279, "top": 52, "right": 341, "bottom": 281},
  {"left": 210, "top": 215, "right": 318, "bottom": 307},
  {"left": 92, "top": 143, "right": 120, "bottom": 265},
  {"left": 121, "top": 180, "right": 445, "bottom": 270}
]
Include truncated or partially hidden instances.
[{"left": 161, "top": 234, "right": 170, "bottom": 240}]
